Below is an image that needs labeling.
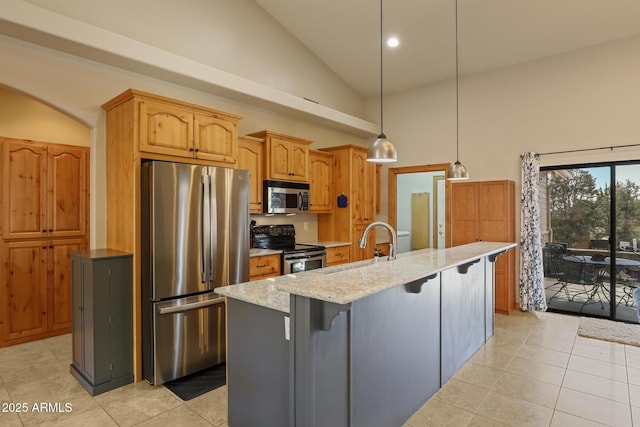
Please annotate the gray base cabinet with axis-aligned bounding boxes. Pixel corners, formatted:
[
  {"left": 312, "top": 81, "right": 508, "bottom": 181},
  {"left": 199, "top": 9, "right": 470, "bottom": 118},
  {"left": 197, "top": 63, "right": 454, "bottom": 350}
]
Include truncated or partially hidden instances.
[{"left": 70, "top": 249, "right": 133, "bottom": 396}]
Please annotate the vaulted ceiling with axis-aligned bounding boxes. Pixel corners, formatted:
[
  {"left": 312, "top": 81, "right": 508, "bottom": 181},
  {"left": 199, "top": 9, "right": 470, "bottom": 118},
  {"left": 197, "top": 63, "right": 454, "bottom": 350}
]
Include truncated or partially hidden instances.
[{"left": 254, "top": 0, "right": 640, "bottom": 98}]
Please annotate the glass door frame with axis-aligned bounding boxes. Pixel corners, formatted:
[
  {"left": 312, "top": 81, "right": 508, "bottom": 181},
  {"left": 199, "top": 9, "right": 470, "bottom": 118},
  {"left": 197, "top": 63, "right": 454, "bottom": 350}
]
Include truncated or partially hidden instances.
[{"left": 541, "top": 159, "right": 640, "bottom": 322}]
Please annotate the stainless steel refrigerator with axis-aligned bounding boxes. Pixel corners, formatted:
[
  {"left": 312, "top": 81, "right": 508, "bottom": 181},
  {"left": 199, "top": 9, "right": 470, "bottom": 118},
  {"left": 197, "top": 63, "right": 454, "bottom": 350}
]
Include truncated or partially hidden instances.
[{"left": 141, "top": 160, "right": 249, "bottom": 385}]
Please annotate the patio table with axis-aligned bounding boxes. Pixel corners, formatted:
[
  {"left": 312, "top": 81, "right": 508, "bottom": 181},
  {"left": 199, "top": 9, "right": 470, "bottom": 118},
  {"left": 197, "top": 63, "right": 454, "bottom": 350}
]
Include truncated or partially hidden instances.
[{"left": 562, "top": 255, "right": 640, "bottom": 306}]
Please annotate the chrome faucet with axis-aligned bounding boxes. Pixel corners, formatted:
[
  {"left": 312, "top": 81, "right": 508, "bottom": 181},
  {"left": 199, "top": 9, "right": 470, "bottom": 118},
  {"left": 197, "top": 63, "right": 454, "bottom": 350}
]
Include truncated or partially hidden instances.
[{"left": 358, "top": 221, "right": 397, "bottom": 260}]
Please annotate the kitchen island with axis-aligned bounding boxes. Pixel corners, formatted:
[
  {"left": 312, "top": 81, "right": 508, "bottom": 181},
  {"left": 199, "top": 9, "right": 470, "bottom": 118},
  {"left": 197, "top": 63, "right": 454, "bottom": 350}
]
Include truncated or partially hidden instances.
[{"left": 215, "top": 241, "right": 516, "bottom": 427}]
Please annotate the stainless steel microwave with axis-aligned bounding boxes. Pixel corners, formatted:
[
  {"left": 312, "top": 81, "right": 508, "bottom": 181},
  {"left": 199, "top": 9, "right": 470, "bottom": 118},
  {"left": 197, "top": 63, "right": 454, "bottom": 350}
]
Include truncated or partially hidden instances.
[{"left": 263, "top": 180, "right": 310, "bottom": 214}]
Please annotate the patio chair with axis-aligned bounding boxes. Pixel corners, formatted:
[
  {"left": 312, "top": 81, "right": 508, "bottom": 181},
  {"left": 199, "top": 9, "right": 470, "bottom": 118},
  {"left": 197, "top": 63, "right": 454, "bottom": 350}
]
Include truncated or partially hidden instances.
[
  {"left": 545, "top": 243, "right": 567, "bottom": 281},
  {"left": 548, "top": 255, "right": 604, "bottom": 310}
]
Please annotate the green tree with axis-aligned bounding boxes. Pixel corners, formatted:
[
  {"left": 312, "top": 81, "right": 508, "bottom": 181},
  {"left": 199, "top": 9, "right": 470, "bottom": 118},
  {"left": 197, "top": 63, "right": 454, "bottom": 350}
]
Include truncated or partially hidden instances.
[
  {"left": 548, "top": 169, "right": 599, "bottom": 246},
  {"left": 615, "top": 179, "right": 640, "bottom": 245}
]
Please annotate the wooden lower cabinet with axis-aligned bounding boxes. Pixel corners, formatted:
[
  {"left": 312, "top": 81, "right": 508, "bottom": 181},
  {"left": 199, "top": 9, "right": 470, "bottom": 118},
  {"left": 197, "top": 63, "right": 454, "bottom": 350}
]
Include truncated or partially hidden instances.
[
  {"left": 250, "top": 254, "right": 281, "bottom": 280},
  {"left": 1, "top": 238, "right": 83, "bottom": 346},
  {"left": 326, "top": 245, "right": 350, "bottom": 266}
]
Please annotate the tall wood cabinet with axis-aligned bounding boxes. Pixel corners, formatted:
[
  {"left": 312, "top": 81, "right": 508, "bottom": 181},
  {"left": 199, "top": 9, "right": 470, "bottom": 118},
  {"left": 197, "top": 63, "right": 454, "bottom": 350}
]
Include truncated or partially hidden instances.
[
  {"left": 451, "top": 180, "right": 516, "bottom": 314},
  {"left": 318, "top": 145, "right": 377, "bottom": 262},
  {"left": 0, "top": 137, "right": 89, "bottom": 347},
  {"left": 102, "top": 89, "right": 243, "bottom": 380}
]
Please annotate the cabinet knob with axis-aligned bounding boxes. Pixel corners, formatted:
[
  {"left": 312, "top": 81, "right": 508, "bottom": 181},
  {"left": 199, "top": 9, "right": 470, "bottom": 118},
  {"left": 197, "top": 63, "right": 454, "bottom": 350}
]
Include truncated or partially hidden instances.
[
  {"left": 42, "top": 230, "right": 46, "bottom": 233},
  {"left": 256, "top": 264, "right": 266, "bottom": 268},
  {"left": 189, "top": 147, "right": 194, "bottom": 152},
  {"left": 49, "top": 229, "right": 53, "bottom": 232},
  {"left": 194, "top": 148, "right": 200, "bottom": 152}
]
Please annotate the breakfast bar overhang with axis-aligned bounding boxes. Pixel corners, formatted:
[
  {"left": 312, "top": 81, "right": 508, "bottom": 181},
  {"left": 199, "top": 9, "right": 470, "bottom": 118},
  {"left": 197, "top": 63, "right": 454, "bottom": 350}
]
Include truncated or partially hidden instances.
[{"left": 215, "top": 241, "right": 516, "bottom": 427}]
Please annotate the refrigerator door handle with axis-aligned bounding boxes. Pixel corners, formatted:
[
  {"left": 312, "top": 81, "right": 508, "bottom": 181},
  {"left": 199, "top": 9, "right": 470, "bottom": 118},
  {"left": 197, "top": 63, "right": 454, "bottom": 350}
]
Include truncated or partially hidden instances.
[
  {"left": 158, "top": 297, "right": 225, "bottom": 315},
  {"left": 201, "top": 174, "right": 211, "bottom": 283}
]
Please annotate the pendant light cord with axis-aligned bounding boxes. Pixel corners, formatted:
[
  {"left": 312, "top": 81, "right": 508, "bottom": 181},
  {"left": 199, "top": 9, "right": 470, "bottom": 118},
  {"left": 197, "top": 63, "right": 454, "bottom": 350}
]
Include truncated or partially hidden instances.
[
  {"left": 380, "top": 0, "right": 384, "bottom": 135},
  {"left": 455, "top": 0, "right": 460, "bottom": 162}
]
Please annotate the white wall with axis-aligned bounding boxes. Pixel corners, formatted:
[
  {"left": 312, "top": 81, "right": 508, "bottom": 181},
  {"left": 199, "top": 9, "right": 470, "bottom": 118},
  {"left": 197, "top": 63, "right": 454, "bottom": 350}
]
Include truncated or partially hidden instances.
[
  {"left": 371, "top": 34, "right": 640, "bottom": 224},
  {"left": 23, "top": 0, "right": 365, "bottom": 118},
  {"left": 0, "top": 86, "right": 90, "bottom": 146}
]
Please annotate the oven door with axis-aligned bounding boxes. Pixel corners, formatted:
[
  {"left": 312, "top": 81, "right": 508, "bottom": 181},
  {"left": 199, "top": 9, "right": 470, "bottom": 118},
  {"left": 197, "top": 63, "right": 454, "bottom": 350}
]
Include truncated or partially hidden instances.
[{"left": 283, "top": 252, "right": 326, "bottom": 274}]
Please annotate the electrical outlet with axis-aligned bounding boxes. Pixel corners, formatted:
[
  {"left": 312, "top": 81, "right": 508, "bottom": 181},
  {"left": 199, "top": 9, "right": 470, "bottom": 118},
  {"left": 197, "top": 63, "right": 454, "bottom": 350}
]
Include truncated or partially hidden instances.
[{"left": 303, "top": 222, "right": 309, "bottom": 230}]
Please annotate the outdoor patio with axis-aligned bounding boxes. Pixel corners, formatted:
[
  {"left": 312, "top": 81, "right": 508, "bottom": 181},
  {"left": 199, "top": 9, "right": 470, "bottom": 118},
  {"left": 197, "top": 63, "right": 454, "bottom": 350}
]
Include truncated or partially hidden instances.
[{"left": 545, "top": 277, "right": 640, "bottom": 324}]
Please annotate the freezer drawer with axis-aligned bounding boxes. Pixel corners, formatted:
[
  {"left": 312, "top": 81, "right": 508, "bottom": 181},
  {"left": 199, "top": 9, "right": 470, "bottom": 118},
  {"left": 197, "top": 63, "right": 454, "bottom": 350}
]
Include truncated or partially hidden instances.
[{"left": 148, "top": 293, "right": 226, "bottom": 385}]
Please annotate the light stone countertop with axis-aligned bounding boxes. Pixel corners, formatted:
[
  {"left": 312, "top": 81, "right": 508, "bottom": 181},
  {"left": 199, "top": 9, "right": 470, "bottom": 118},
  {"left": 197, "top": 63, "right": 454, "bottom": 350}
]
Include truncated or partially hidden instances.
[
  {"left": 299, "top": 241, "right": 350, "bottom": 248},
  {"left": 217, "top": 241, "right": 516, "bottom": 313},
  {"left": 250, "top": 248, "right": 282, "bottom": 257}
]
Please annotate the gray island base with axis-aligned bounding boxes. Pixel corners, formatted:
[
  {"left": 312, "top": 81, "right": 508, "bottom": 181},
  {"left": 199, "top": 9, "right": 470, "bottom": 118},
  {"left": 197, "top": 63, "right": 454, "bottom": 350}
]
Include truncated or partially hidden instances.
[{"left": 216, "top": 242, "right": 516, "bottom": 427}]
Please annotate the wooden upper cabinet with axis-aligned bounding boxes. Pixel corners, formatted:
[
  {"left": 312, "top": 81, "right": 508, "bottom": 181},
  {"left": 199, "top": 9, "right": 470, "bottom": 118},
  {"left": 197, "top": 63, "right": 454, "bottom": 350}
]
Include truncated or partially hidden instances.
[
  {"left": 247, "top": 130, "right": 311, "bottom": 182},
  {"left": 48, "top": 146, "right": 88, "bottom": 238},
  {"left": 193, "top": 112, "right": 237, "bottom": 163},
  {"left": 2, "top": 141, "right": 47, "bottom": 239},
  {"left": 1, "top": 140, "right": 88, "bottom": 240},
  {"left": 237, "top": 136, "right": 264, "bottom": 214},
  {"left": 139, "top": 100, "right": 193, "bottom": 156},
  {"left": 108, "top": 90, "right": 242, "bottom": 165},
  {"left": 309, "top": 150, "right": 333, "bottom": 213}
]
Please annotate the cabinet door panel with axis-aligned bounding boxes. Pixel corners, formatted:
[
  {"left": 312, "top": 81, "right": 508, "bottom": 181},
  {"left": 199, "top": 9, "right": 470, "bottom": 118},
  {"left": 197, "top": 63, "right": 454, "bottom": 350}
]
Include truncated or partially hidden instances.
[
  {"left": 48, "top": 147, "right": 88, "bottom": 238},
  {"left": 479, "top": 182, "right": 509, "bottom": 241},
  {"left": 2, "top": 241, "right": 48, "bottom": 341},
  {"left": 309, "top": 152, "right": 332, "bottom": 213},
  {"left": 2, "top": 142, "right": 48, "bottom": 239},
  {"left": 48, "top": 239, "right": 84, "bottom": 332},
  {"left": 451, "top": 183, "right": 478, "bottom": 246},
  {"left": 352, "top": 150, "right": 374, "bottom": 224},
  {"left": 237, "top": 140, "right": 263, "bottom": 213},
  {"left": 194, "top": 113, "right": 237, "bottom": 164},
  {"left": 269, "top": 138, "right": 291, "bottom": 180},
  {"left": 289, "top": 141, "right": 308, "bottom": 181},
  {"left": 139, "top": 100, "right": 193, "bottom": 157}
]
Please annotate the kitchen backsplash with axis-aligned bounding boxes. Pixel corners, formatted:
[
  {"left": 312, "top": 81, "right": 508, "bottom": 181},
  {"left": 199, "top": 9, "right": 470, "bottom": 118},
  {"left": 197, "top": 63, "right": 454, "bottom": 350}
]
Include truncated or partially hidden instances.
[{"left": 250, "top": 214, "right": 319, "bottom": 243}]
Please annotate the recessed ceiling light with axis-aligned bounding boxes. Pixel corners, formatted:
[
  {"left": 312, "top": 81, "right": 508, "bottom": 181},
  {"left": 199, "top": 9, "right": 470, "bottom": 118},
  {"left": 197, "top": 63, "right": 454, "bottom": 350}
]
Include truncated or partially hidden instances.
[{"left": 386, "top": 37, "right": 399, "bottom": 48}]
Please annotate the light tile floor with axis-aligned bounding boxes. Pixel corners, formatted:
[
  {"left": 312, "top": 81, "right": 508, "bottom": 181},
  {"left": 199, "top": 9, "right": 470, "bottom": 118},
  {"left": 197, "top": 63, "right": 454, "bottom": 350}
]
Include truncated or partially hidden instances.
[{"left": 0, "top": 311, "right": 638, "bottom": 426}]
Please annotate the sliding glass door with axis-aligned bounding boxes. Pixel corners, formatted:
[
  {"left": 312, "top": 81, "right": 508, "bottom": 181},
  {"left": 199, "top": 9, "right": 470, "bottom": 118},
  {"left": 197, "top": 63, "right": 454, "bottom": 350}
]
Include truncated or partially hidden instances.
[{"left": 541, "top": 161, "right": 640, "bottom": 323}]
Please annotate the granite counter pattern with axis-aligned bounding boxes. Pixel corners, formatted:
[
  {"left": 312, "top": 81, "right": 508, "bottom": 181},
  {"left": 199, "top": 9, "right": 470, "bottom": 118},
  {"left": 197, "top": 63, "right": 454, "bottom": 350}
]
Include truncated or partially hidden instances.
[
  {"left": 250, "top": 248, "right": 282, "bottom": 257},
  {"left": 216, "top": 241, "right": 516, "bottom": 312}
]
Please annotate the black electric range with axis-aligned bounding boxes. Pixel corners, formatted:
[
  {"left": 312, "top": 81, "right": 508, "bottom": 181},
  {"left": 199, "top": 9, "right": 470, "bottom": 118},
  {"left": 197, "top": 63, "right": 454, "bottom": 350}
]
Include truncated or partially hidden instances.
[{"left": 251, "top": 224, "right": 326, "bottom": 274}]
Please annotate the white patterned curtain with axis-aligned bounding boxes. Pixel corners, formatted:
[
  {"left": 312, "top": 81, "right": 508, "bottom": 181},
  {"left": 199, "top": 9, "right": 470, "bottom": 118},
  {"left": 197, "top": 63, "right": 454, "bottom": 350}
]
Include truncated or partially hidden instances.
[{"left": 519, "top": 153, "right": 547, "bottom": 311}]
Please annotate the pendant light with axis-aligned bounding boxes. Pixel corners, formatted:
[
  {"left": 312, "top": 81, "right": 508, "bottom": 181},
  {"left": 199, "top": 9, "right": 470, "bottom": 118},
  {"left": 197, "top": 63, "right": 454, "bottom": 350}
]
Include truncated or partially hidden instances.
[
  {"left": 447, "top": 0, "right": 469, "bottom": 180},
  {"left": 367, "top": 0, "right": 397, "bottom": 163}
]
